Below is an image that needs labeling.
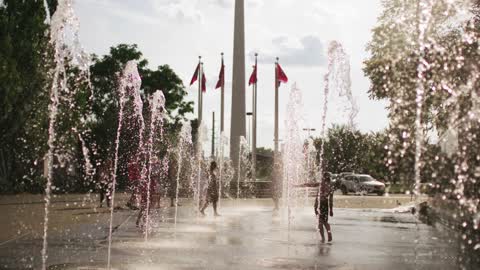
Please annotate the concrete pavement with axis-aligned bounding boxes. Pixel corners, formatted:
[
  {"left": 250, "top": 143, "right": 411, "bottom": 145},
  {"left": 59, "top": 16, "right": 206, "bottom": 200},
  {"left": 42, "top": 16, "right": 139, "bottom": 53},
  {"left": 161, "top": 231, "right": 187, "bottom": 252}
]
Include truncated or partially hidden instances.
[{"left": 0, "top": 194, "right": 469, "bottom": 270}]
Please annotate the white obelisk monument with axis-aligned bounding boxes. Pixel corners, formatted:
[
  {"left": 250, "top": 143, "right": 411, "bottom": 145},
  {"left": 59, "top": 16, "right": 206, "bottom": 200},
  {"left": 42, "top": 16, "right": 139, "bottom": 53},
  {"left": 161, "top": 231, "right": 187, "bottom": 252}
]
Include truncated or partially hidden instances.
[{"left": 230, "top": 0, "right": 246, "bottom": 182}]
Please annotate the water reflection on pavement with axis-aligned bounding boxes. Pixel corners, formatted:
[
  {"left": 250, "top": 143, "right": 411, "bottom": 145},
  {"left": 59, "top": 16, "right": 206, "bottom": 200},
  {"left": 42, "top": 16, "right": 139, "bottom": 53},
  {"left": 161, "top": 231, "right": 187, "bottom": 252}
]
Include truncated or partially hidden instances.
[
  {"left": 0, "top": 199, "right": 463, "bottom": 270},
  {"left": 104, "top": 203, "right": 458, "bottom": 270}
]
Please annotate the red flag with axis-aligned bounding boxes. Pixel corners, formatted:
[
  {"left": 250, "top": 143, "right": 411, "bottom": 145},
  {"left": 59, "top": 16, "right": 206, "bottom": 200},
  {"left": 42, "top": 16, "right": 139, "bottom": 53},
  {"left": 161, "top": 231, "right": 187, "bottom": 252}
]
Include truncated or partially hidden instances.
[
  {"left": 190, "top": 63, "right": 200, "bottom": 85},
  {"left": 215, "top": 63, "right": 224, "bottom": 89},
  {"left": 202, "top": 73, "right": 207, "bottom": 92},
  {"left": 248, "top": 64, "right": 257, "bottom": 86},
  {"left": 276, "top": 63, "right": 288, "bottom": 85}
]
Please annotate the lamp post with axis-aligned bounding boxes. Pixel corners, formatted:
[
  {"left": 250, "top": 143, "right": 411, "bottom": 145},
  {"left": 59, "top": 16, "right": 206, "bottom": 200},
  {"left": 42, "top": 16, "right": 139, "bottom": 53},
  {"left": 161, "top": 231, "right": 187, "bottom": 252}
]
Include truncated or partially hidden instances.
[
  {"left": 303, "top": 128, "right": 316, "bottom": 138},
  {"left": 246, "top": 112, "right": 253, "bottom": 145},
  {"left": 303, "top": 128, "right": 317, "bottom": 184}
]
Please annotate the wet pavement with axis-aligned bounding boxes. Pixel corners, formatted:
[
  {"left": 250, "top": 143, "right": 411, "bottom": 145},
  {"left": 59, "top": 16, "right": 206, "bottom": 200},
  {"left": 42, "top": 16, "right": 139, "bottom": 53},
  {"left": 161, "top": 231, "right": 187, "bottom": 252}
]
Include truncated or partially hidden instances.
[{"left": 0, "top": 197, "right": 464, "bottom": 270}]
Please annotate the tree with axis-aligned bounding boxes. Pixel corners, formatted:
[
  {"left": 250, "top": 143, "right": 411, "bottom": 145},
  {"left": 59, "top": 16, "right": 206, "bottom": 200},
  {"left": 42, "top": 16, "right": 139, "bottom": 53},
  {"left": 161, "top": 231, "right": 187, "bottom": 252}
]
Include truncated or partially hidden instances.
[
  {"left": 0, "top": 0, "right": 57, "bottom": 192},
  {"left": 316, "top": 125, "right": 367, "bottom": 174},
  {"left": 142, "top": 65, "right": 194, "bottom": 125},
  {"left": 313, "top": 125, "right": 392, "bottom": 183},
  {"left": 256, "top": 147, "right": 273, "bottom": 180},
  {"left": 88, "top": 44, "right": 149, "bottom": 162},
  {"left": 363, "top": 0, "right": 480, "bottom": 188},
  {"left": 361, "top": 131, "right": 390, "bottom": 182},
  {"left": 88, "top": 44, "right": 194, "bottom": 188}
]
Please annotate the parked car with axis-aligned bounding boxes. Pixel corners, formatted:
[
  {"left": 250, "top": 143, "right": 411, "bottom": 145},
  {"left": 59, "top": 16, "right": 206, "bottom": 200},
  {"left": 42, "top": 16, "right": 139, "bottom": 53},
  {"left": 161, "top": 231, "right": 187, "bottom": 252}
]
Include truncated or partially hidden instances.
[
  {"left": 329, "top": 173, "right": 342, "bottom": 191},
  {"left": 339, "top": 174, "right": 386, "bottom": 196},
  {"left": 306, "top": 172, "right": 341, "bottom": 197}
]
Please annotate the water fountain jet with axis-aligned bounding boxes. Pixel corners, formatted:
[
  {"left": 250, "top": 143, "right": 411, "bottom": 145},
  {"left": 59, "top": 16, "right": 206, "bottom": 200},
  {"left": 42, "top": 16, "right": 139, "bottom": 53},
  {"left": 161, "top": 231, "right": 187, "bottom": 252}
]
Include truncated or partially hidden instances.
[
  {"left": 144, "top": 90, "right": 166, "bottom": 240},
  {"left": 41, "top": 1, "right": 90, "bottom": 269},
  {"left": 107, "top": 60, "right": 142, "bottom": 269}
]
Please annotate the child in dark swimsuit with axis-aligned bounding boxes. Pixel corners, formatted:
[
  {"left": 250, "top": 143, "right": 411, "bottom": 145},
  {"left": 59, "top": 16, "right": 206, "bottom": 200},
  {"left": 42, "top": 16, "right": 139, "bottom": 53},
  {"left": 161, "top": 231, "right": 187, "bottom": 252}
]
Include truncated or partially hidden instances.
[
  {"left": 314, "top": 173, "right": 334, "bottom": 242},
  {"left": 97, "top": 159, "right": 113, "bottom": 208},
  {"left": 200, "top": 161, "right": 220, "bottom": 216},
  {"left": 294, "top": 171, "right": 334, "bottom": 242}
]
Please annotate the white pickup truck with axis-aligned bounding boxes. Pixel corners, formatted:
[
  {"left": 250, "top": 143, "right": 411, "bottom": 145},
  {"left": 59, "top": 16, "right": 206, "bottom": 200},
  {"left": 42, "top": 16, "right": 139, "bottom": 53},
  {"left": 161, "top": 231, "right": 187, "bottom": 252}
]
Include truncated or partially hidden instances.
[{"left": 339, "top": 174, "right": 386, "bottom": 196}]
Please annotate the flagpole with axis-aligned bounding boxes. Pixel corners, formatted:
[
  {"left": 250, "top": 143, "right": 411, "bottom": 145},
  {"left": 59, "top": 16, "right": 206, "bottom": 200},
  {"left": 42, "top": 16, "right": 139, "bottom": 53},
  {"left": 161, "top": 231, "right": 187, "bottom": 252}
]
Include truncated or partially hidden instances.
[
  {"left": 220, "top": 53, "right": 225, "bottom": 133},
  {"left": 212, "top": 53, "right": 225, "bottom": 208},
  {"left": 195, "top": 57, "right": 203, "bottom": 214},
  {"left": 198, "top": 56, "right": 203, "bottom": 125},
  {"left": 218, "top": 53, "right": 224, "bottom": 208},
  {"left": 252, "top": 53, "right": 258, "bottom": 181},
  {"left": 274, "top": 57, "right": 279, "bottom": 155},
  {"left": 200, "top": 62, "right": 204, "bottom": 126},
  {"left": 273, "top": 57, "right": 280, "bottom": 208}
]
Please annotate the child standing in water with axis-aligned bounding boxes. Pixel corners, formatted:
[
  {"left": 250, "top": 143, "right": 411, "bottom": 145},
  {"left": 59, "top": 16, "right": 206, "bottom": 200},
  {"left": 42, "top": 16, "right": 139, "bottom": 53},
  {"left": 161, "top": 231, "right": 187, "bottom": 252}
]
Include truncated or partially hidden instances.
[
  {"left": 293, "top": 171, "right": 334, "bottom": 242},
  {"left": 136, "top": 157, "right": 157, "bottom": 229},
  {"left": 200, "top": 161, "right": 220, "bottom": 216},
  {"left": 126, "top": 157, "right": 140, "bottom": 210},
  {"left": 97, "top": 159, "right": 113, "bottom": 208},
  {"left": 315, "top": 172, "right": 334, "bottom": 242}
]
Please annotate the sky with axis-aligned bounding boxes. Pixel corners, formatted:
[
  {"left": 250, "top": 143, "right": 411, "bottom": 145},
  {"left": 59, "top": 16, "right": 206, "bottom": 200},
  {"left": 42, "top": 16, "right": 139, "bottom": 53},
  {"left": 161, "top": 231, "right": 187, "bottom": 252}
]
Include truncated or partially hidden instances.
[{"left": 74, "top": 0, "right": 389, "bottom": 149}]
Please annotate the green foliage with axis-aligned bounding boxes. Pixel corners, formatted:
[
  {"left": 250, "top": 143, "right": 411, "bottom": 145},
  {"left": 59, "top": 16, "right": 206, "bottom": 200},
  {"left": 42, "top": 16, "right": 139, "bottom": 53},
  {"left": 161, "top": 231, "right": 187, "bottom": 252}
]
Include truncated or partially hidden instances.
[
  {"left": 53, "top": 62, "right": 93, "bottom": 192},
  {"left": 89, "top": 44, "right": 148, "bottom": 161},
  {"left": 256, "top": 147, "right": 274, "bottom": 180},
  {"left": 142, "top": 65, "right": 194, "bottom": 124},
  {"left": 363, "top": 0, "right": 480, "bottom": 191},
  {"left": 363, "top": 0, "right": 477, "bottom": 133},
  {"left": 0, "top": 0, "right": 56, "bottom": 192},
  {"left": 88, "top": 44, "right": 194, "bottom": 189},
  {"left": 321, "top": 125, "right": 367, "bottom": 174},
  {"left": 361, "top": 132, "right": 391, "bottom": 181},
  {"left": 0, "top": 9, "right": 194, "bottom": 194},
  {"left": 314, "top": 125, "right": 386, "bottom": 178},
  {"left": 89, "top": 43, "right": 193, "bottom": 156},
  {"left": 314, "top": 125, "right": 410, "bottom": 185}
]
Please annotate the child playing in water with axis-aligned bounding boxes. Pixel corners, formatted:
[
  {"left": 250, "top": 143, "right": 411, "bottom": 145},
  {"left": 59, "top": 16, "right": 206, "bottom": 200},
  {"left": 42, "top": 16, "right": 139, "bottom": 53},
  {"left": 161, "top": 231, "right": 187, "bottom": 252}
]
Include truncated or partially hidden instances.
[
  {"left": 315, "top": 172, "right": 334, "bottom": 242},
  {"left": 136, "top": 175, "right": 157, "bottom": 229},
  {"left": 126, "top": 157, "right": 140, "bottom": 210},
  {"left": 97, "top": 159, "right": 113, "bottom": 208},
  {"left": 293, "top": 171, "right": 334, "bottom": 242},
  {"left": 200, "top": 161, "right": 220, "bottom": 216}
]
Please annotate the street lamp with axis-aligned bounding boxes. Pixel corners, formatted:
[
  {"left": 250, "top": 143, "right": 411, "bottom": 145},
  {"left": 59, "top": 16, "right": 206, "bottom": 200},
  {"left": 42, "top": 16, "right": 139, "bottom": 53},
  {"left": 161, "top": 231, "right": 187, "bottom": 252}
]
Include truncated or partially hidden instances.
[
  {"left": 246, "top": 112, "right": 253, "bottom": 145},
  {"left": 303, "top": 128, "right": 316, "bottom": 138},
  {"left": 302, "top": 128, "right": 317, "bottom": 182}
]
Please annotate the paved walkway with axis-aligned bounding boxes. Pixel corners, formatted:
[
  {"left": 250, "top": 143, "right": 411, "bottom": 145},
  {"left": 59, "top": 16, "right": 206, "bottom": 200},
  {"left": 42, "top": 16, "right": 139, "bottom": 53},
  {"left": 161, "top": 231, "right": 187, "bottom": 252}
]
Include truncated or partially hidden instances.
[
  {"left": 0, "top": 194, "right": 464, "bottom": 270},
  {"left": 0, "top": 193, "right": 415, "bottom": 244}
]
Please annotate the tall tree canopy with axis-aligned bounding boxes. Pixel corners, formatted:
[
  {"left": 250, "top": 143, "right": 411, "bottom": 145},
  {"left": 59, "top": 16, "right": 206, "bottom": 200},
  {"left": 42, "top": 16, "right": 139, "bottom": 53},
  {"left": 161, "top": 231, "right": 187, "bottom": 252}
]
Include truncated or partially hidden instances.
[
  {"left": 0, "top": 0, "right": 57, "bottom": 192},
  {"left": 89, "top": 43, "right": 194, "bottom": 159},
  {"left": 0, "top": 7, "right": 194, "bottom": 193},
  {"left": 88, "top": 44, "right": 194, "bottom": 188},
  {"left": 363, "top": 0, "right": 480, "bottom": 186},
  {"left": 364, "top": 2, "right": 480, "bottom": 259}
]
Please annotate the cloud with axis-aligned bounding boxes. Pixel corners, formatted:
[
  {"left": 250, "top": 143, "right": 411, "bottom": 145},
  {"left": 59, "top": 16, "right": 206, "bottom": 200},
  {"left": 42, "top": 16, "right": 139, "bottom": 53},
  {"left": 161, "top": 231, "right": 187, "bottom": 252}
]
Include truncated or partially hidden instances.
[
  {"left": 102, "top": 0, "right": 264, "bottom": 24},
  {"left": 152, "top": 0, "right": 204, "bottom": 23},
  {"left": 79, "top": 0, "right": 204, "bottom": 24},
  {"left": 212, "top": 0, "right": 264, "bottom": 9},
  {"left": 213, "top": 0, "right": 231, "bottom": 8},
  {"left": 250, "top": 35, "right": 326, "bottom": 67}
]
